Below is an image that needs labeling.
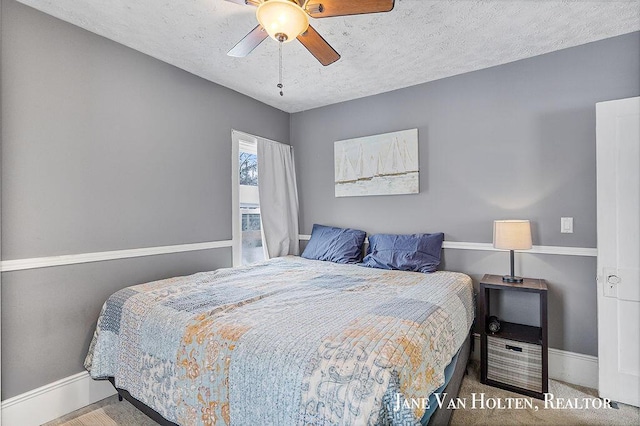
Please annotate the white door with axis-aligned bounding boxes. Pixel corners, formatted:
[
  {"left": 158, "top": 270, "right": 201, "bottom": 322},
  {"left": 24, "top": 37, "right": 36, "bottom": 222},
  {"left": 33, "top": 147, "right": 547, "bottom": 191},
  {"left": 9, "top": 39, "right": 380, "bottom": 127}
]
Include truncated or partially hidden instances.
[{"left": 596, "top": 96, "right": 640, "bottom": 407}]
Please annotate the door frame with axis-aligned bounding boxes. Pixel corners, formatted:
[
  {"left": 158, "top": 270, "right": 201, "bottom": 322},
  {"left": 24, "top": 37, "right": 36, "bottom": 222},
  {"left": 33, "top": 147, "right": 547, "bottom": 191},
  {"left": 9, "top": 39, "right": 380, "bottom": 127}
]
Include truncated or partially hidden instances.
[{"left": 595, "top": 96, "right": 640, "bottom": 407}]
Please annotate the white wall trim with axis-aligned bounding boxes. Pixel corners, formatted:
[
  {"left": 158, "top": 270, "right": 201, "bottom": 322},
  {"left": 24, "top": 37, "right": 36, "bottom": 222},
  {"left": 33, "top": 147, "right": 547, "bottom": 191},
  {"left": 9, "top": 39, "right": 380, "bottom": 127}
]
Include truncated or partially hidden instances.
[
  {"left": 548, "top": 347, "right": 599, "bottom": 389},
  {"left": 471, "top": 334, "right": 598, "bottom": 390},
  {"left": 298, "top": 235, "right": 596, "bottom": 257},
  {"left": 0, "top": 240, "right": 233, "bottom": 273},
  {"left": 232, "top": 129, "right": 255, "bottom": 267},
  {"left": 443, "top": 241, "right": 597, "bottom": 257},
  {"left": 1, "top": 371, "right": 116, "bottom": 426}
]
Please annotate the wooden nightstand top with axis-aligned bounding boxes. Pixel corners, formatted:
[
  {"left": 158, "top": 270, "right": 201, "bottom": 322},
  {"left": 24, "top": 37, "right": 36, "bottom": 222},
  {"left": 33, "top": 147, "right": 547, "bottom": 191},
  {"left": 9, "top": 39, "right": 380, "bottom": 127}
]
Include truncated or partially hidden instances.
[{"left": 480, "top": 274, "right": 548, "bottom": 292}]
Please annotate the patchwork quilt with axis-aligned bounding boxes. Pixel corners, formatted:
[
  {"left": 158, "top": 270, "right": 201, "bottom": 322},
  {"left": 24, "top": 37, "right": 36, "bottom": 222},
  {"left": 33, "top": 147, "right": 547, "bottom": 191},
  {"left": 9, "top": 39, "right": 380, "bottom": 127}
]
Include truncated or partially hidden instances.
[{"left": 85, "top": 256, "right": 474, "bottom": 425}]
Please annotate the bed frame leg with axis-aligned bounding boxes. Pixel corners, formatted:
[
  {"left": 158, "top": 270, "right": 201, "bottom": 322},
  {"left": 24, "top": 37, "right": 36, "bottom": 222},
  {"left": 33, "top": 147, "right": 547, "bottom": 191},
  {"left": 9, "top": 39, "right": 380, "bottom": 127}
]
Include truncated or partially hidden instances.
[{"left": 118, "top": 393, "right": 123, "bottom": 402}]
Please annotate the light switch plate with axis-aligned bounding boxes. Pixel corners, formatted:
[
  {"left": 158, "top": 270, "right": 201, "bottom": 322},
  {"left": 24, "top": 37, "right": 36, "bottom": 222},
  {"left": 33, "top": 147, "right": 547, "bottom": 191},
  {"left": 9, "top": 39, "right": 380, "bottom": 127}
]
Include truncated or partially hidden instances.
[{"left": 561, "top": 217, "right": 573, "bottom": 233}]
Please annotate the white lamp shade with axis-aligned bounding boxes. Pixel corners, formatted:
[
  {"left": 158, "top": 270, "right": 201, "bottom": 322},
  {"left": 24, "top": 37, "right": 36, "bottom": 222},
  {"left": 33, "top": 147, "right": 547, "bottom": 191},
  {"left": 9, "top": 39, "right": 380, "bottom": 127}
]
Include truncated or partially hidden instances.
[
  {"left": 256, "top": 0, "right": 309, "bottom": 43},
  {"left": 493, "top": 220, "right": 532, "bottom": 250}
]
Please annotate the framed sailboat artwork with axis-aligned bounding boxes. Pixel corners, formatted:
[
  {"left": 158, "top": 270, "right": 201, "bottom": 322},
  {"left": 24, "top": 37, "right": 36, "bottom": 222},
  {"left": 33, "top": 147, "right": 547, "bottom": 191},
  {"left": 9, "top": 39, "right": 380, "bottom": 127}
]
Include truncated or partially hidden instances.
[{"left": 334, "top": 129, "right": 419, "bottom": 197}]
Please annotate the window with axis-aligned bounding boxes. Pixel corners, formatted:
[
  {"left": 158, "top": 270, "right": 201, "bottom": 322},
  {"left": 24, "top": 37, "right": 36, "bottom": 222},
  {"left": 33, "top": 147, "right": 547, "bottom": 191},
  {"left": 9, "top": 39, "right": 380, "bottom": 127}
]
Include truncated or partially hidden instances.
[
  {"left": 239, "top": 152, "right": 258, "bottom": 186},
  {"left": 232, "top": 131, "right": 265, "bottom": 266}
]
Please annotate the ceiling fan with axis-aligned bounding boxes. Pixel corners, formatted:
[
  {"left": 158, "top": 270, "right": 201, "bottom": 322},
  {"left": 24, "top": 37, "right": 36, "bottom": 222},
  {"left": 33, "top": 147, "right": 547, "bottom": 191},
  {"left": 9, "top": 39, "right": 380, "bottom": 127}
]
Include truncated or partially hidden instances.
[{"left": 226, "top": 0, "right": 395, "bottom": 66}]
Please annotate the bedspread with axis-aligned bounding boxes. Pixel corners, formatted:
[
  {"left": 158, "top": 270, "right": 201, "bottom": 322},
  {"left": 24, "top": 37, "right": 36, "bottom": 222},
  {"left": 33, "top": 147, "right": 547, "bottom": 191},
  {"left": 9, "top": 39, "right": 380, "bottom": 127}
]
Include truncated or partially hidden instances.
[{"left": 85, "top": 256, "right": 474, "bottom": 425}]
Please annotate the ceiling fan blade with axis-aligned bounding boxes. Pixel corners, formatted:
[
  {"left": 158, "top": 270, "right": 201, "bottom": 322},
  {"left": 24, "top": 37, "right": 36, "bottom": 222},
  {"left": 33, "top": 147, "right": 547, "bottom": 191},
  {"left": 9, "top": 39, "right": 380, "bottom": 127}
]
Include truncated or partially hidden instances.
[
  {"left": 305, "top": 0, "right": 394, "bottom": 18},
  {"left": 297, "top": 25, "right": 340, "bottom": 66},
  {"left": 225, "top": 0, "right": 261, "bottom": 6},
  {"left": 228, "top": 25, "right": 268, "bottom": 58}
]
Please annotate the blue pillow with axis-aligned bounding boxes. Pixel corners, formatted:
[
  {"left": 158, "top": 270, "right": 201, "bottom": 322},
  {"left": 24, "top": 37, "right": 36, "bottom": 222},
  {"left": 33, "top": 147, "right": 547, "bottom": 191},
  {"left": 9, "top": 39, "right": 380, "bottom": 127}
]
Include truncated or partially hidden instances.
[
  {"left": 361, "top": 233, "right": 444, "bottom": 273},
  {"left": 301, "top": 224, "right": 367, "bottom": 264}
]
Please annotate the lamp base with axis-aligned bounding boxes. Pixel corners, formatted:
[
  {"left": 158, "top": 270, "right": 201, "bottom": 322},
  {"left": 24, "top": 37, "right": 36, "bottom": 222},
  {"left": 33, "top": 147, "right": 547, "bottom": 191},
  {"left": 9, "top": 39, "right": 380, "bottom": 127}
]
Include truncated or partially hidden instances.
[{"left": 502, "top": 275, "right": 524, "bottom": 283}]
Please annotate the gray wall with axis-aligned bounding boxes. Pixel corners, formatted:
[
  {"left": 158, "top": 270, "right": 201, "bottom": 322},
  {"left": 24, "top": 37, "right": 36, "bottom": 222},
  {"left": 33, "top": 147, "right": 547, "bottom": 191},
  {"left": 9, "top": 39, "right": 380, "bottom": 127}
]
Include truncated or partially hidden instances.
[
  {"left": 1, "top": 250, "right": 231, "bottom": 398},
  {"left": 291, "top": 32, "right": 640, "bottom": 356},
  {"left": 0, "top": 0, "right": 288, "bottom": 399}
]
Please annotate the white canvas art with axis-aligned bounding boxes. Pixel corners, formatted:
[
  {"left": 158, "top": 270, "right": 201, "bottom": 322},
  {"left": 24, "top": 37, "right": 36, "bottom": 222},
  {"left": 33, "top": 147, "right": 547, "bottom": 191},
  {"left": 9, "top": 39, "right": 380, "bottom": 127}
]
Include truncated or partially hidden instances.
[{"left": 334, "top": 129, "right": 419, "bottom": 197}]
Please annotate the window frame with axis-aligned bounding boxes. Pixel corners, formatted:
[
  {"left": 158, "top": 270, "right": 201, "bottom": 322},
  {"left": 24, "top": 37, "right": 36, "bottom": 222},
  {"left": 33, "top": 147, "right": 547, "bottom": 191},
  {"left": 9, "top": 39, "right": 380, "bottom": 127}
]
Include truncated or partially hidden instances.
[{"left": 231, "top": 130, "right": 259, "bottom": 267}]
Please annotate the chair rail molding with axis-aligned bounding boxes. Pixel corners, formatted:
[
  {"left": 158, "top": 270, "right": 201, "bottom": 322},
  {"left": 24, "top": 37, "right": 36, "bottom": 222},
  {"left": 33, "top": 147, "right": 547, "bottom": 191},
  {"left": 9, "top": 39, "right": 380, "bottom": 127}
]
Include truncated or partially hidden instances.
[
  {"left": 298, "top": 235, "right": 596, "bottom": 257},
  {"left": 0, "top": 240, "right": 233, "bottom": 272},
  {"left": 0, "top": 237, "right": 596, "bottom": 273}
]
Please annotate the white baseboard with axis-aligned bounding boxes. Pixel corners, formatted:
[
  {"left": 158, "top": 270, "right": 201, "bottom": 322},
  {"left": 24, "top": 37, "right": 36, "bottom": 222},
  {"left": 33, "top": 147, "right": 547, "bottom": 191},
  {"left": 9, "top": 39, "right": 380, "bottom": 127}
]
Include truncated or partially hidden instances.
[
  {"left": 471, "top": 334, "right": 598, "bottom": 390},
  {"left": 1, "top": 339, "right": 598, "bottom": 425},
  {"left": 1, "top": 372, "right": 116, "bottom": 426},
  {"left": 548, "top": 347, "right": 598, "bottom": 389}
]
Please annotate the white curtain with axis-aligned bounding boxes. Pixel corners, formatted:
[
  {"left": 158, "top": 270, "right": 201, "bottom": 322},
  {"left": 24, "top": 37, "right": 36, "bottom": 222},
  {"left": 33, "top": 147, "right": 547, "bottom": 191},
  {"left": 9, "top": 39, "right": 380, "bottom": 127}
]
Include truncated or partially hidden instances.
[{"left": 257, "top": 139, "right": 300, "bottom": 258}]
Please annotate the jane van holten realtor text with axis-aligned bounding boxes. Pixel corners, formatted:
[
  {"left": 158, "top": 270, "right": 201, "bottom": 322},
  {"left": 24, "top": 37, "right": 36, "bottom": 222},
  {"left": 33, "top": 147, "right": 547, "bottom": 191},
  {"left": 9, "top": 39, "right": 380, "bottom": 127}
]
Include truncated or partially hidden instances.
[{"left": 394, "top": 392, "right": 613, "bottom": 412}]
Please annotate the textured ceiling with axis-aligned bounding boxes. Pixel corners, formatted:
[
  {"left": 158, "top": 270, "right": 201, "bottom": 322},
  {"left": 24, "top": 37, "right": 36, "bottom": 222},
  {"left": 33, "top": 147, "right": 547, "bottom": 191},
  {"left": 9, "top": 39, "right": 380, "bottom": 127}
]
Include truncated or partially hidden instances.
[{"left": 15, "top": 0, "right": 640, "bottom": 113}]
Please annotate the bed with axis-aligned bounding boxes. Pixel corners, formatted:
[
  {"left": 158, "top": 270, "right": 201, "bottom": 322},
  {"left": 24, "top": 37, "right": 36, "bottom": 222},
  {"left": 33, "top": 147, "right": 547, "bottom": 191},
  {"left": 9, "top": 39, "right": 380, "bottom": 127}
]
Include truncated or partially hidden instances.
[{"left": 85, "top": 256, "right": 474, "bottom": 425}]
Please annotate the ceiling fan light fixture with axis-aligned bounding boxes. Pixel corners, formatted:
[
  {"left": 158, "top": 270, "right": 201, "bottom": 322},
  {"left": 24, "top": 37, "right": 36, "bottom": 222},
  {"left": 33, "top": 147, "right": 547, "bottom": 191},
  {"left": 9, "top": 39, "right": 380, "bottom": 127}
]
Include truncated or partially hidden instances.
[{"left": 256, "top": 0, "right": 309, "bottom": 43}]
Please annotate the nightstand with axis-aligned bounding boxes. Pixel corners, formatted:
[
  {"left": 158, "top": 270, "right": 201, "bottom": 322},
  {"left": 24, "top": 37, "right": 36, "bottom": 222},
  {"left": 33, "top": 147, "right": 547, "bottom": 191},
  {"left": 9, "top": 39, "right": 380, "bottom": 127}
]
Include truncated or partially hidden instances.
[{"left": 479, "top": 274, "right": 548, "bottom": 399}]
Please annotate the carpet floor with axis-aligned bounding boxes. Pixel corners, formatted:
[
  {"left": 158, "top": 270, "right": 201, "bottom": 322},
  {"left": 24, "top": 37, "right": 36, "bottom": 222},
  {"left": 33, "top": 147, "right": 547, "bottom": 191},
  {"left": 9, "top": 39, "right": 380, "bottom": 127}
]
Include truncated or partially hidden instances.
[
  {"left": 449, "top": 362, "right": 639, "bottom": 425},
  {"left": 44, "top": 362, "right": 639, "bottom": 425}
]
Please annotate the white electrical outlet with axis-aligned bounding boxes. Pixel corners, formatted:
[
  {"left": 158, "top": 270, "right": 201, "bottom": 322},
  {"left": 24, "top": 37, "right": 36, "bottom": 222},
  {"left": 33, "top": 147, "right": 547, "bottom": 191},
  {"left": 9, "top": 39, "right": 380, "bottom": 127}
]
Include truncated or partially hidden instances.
[{"left": 561, "top": 217, "right": 573, "bottom": 233}]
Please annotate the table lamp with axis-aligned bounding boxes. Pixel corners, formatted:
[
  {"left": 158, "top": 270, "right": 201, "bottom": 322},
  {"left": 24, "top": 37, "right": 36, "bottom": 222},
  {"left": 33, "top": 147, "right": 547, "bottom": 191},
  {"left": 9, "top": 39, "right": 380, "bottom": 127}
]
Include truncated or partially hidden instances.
[{"left": 493, "top": 220, "right": 532, "bottom": 283}]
